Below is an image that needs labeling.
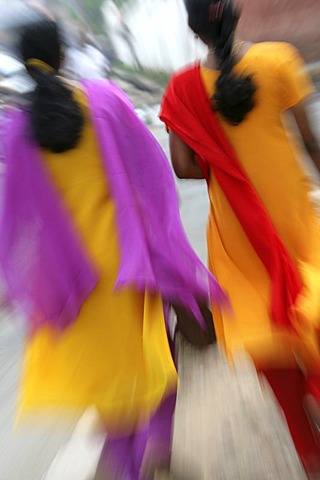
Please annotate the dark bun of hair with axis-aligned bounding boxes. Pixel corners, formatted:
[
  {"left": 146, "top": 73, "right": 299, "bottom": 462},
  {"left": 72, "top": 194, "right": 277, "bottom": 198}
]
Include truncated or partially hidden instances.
[
  {"left": 21, "top": 18, "right": 84, "bottom": 153},
  {"left": 213, "top": 72, "right": 256, "bottom": 125},
  {"left": 185, "top": 0, "right": 257, "bottom": 125},
  {"left": 30, "top": 70, "right": 84, "bottom": 153}
]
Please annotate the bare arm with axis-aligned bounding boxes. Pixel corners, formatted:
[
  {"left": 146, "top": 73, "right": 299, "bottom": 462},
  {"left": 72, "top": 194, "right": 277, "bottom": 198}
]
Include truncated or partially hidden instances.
[
  {"left": 169, "top": 130, "right": 205, "bottom": 179},
  {"left": 291, "top": 99, "right": 320, "bottom": 174}
]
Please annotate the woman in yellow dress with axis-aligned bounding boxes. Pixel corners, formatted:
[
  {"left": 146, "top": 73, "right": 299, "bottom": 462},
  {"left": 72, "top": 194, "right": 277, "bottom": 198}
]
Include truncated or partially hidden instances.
[
  {"left": 0, "top": 11, "right": 224, "bottom": 480},
  {"left": 160, "top": 0, "right": 320, "bottom": 473}
]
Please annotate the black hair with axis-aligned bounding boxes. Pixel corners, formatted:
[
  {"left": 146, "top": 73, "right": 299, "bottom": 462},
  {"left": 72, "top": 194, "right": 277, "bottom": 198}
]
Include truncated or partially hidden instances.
[
  {"left": 185, "top": 0, "right": 256, "bottom": 125},
  {"left": 20, "top": 18, "right": 84, "bottom": 153}
]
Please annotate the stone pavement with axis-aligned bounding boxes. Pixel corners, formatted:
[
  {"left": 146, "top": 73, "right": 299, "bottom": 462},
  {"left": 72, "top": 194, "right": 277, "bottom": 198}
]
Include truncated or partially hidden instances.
[
  {"left": 0, "top": 95, "right": 320, "bottom": 480},
  {"left": 171, "top": 341, "right": 307, "bottom": 480}
]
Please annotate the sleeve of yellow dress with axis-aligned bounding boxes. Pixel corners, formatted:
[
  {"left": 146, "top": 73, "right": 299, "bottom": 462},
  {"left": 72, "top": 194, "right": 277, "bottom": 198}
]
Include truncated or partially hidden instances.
[{"left": 278, "top": 43, "right": 316, "bottom": 110}]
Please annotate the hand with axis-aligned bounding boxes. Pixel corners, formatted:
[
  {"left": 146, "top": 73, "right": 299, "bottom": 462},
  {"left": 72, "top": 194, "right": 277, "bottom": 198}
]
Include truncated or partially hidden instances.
[{"left": 172, "top": 302, "right": 216, "bottom": 349}]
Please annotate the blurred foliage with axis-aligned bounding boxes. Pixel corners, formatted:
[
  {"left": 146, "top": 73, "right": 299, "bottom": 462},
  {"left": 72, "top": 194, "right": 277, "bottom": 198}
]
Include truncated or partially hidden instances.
[
  {"left": 80, "top": 0, "right": 104, "bottom": 14},
  {"left": 52, "top": 0, "right": 132, "bottom": 34},
  {"left": 113, "top": 0, "right": 131, "bottom": 7},
  {"left": 80, "top": 0, "right": 130, "bottom": 30},
  {"left": 113, "top": 62, "right": 170, "bottom": 89},
  {"left": 79, "top": 0, "right": 131, "bottom": 31},
  {"left": 79, "top": 0, "right": 105, "bottom": 32}
]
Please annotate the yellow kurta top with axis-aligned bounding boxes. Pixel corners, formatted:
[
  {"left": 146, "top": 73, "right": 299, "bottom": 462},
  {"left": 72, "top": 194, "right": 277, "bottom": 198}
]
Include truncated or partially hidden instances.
[
  {"left": 19, "top": 90, "right": 177, "bottom": 434},
  {"left": 201, "top": 42, "right": 320, "bottom": 370}
]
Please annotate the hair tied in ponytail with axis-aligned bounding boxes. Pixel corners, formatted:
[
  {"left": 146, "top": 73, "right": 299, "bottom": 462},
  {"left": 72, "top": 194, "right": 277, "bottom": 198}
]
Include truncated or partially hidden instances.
[
  {"left": 21, "top": 19, "right": 85, "bottom": 154},
  {"left": 186, "top": 0, "right": 256, "bottom": 125}
]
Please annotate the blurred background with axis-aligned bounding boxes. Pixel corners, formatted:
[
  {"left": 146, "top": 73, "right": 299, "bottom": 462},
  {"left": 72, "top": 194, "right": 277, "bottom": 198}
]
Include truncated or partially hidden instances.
[{"left": 0, "top": 0, "right": 319, "bottom": 117}]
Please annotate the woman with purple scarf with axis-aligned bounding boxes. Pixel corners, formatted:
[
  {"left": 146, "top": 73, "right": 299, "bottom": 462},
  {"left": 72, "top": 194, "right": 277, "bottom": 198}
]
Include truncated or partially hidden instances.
[{"left": 0, "top": 13, "right": 226, "bottom": 480}]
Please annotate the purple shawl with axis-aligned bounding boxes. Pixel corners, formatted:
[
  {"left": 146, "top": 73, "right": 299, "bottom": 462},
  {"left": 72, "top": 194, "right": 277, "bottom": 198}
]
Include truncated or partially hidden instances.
[{"left": 0, "top": 80, "right": 226, "bottom": 331}]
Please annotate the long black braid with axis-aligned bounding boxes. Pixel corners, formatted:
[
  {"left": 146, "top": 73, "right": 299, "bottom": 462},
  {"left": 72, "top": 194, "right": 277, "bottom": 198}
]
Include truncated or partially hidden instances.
[{"left": 186, "top": 0, "right": 256, "bottom": 125}]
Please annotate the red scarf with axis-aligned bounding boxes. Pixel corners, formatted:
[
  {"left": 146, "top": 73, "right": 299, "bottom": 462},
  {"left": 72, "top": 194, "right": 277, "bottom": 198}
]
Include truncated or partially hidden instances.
[{"left": 160, "top": 63, "right": 302, "bottom": 329}]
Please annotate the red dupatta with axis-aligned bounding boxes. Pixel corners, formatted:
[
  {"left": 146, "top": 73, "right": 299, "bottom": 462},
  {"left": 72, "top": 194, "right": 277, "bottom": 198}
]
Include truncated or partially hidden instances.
[{"left": 160, "top": 63, "right": 302, "bottom": 330}]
